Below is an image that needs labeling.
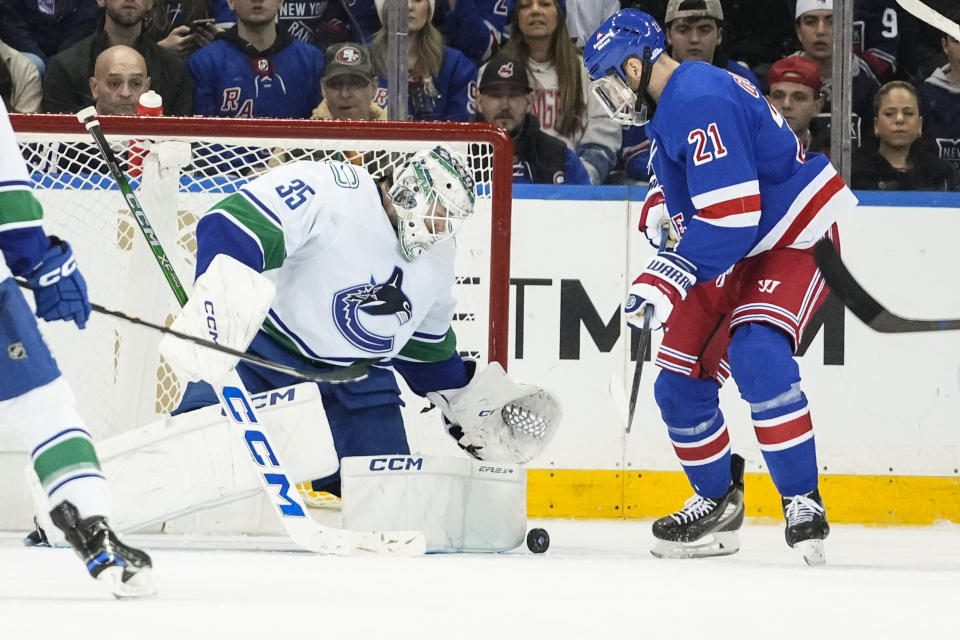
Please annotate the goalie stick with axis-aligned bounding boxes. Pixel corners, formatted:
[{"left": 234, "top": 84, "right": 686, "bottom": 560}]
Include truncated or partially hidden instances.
[
  {"left": 813, "top": 238, "right": 960, "bottom": 332},
  {"left": 14, "top": 279, "right": 369, "bottom": 384},
  {"left": 76, "top": 107, "right": 426, "bottom": 555},
  {"left": 896, "top": 0, "right": 960, "bottom": 41},
  {"left": 626, "top": 228, "right": 669, "bottom": 433}
]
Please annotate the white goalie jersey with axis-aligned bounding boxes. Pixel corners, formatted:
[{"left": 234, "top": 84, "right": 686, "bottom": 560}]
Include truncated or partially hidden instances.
[{"left": 196, "top": 160, "right": 459, "bottom": 365}]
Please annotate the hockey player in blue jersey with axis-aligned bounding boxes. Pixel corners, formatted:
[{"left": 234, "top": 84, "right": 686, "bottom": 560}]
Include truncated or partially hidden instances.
[
  {"left": 0, "top": 100, "right": 154, "bottom": 597},
  {"left": 584, "top": 9, "right": 859, "bottom": 565}
]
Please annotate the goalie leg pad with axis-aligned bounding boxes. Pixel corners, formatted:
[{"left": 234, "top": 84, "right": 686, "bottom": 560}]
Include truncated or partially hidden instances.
[
  {"left": 95, "top": 382, "right": 339, "bottom": 533},
  {"left": 341, "top": 454, "right": 526, "bottom": 553}
]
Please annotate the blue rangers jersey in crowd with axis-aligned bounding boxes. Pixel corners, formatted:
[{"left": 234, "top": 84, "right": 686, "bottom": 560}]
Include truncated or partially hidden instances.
[
  {"left": 853, "top": 0, "right": 900, "bottom": 81},
  {"left": 920, "top": 65, "right": 960, "bottom": 185},
  {"left": 188, "top": 27, "right": 325, "bottom": 118},
  {"left": 646, "top": 62, "right": 858, "bottom": 282},
  {"left": 435, "top": 0, "right": 510, "bottom": 66},
  {"left": 375, "top": 46, "right": 477, "bottom": 121}
]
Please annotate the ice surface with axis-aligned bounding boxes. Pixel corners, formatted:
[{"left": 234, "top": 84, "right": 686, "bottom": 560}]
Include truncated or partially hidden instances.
[{"left": 0, "top": 519, "right": 957, "bottom": 639}]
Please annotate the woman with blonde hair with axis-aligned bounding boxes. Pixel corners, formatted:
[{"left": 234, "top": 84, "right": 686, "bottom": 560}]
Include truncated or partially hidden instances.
[
  {"left": 497, "top": 0, "right": 620, "bottom": 183},
  {"left": 371, "top": 0, "right": 477, "bottom": 121}
]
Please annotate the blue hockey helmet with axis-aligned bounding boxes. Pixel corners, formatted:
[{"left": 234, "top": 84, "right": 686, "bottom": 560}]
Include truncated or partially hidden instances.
[
  {"left": 583, "top": 9, "right": 665, "bottom": 83},
  {"left": 583, "top": 9, "right": 666, "bottom": 126}
]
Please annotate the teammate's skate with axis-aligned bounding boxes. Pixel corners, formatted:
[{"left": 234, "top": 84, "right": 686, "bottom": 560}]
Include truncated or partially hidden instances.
[
  {"left": 651, "top": 454, "right": 745, "bottom": 559},
  {"left": 782, "top": 489, "right": 829, "bottom": 566},
  {"left": 50, "top": 500, "right": 156, "bottom": 598}
]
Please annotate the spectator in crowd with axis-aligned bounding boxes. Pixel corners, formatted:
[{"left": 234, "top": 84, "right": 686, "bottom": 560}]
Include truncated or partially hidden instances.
[
  {"left": 663, "top": 0, "right": 758, "bottom": 86},
  {"left": 565, "top": 0, "right": 621, "bottom": 49},
  {"left": 617, "top": 0, "right": 758, "bottom": 183},
  {"left": 852, "top": 80, "right": 955, "bottom": 190},
  {"left": 213, "top": 0, "right": 360, "bottom": 49},
  {"left": 919, "top": 6, "right": 960, "bottom": 185},
  {"left": 41, "top": 0, "right": 192, "bottom": 115},
  {"left": 312, "top": 42, "right": 385, "bottom": 120},
  {"left": 89, "top": 45, "right": 150, "bottom": 115},
  {"left": 0, "top": 0, "right": 100, "bottom": 75},
  {"left": 343, "top": 0, "right": 382, "bottom": 45},
  {"left": 717, "top": 0, "right": 796, "bottom": 82},
  {"left": 433, "top": 0, "right": 510, "bottom": 66},
  {"left": 371, "top": 0, "right": 477, "bottom": 122},
  {"left": 143, "top": 0, "right": 218, "bottom": 61},
  {"left": 476, "top": 53, "right": 589, "bottom": 184},
  {"left": 767, "top": 56, "right": 829, "bottom": 155},
  {"left": 791, "top": 0, "right": 880, "bottom": 149},
  {"left": 896, "top": 0, "right": 952, "bottom": 83},
  {"left": 853, "top": 0, "right": 901, "bottom": 83},
  {"left": 0, "top": 39, "right": 42, "bottom": 112},
  {"left": 188, "top": 0, "right": 325, "bottom": 118},
  {"left": 499, "top": 0, "right": 621, "bottom": 183}
]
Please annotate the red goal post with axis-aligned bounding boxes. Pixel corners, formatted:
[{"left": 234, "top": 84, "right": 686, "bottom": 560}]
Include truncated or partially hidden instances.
[{"left": 10, "top": 114, "right": 514, "bottom": 438}]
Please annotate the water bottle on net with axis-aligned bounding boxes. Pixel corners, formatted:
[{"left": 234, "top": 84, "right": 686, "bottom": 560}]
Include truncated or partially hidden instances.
[{"left": 129, "top": 90, "right": 162, "bottom": 178}]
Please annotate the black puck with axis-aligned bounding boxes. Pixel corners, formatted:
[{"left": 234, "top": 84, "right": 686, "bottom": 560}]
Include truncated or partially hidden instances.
[{"left": 526, "top": 527, "right": 550, "bottom": 553}]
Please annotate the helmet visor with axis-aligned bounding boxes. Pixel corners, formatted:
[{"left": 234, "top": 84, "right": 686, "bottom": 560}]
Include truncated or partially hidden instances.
[{"left": 591, "top": 72, "right": 648, "bottom": 126}]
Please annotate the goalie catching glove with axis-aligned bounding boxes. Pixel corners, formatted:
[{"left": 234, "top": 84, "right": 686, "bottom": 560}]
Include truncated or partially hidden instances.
[
  {"left": 158, "top": 254, "right": 276, "bottom": 383},
  {"left": 426, "top": 363, "right": 561, "bottom": 465}
]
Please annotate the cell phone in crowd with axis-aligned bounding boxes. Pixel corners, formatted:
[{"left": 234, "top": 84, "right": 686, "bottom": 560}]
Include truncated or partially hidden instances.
[{"left": 189, "top": 18, "right": 217, "bottom": 33}]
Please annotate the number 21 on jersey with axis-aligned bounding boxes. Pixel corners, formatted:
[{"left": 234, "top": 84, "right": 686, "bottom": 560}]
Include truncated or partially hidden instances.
[{"left": 687, "top": 123, "right": 727, "bottom": 166}]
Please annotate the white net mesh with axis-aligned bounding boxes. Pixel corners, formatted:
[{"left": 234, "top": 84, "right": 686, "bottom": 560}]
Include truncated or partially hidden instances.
[{"left": 14, "top": 124, "right": 501, "bottom": 442}]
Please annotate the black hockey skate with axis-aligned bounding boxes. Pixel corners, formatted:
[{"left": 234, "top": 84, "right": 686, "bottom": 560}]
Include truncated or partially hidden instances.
[
  {"left": 49, "top": 500, "right": 156, "bottom": 598},
  {"left": 782, "top": 489, "right": 829, "bottom": 566},
  {"left": 651, "top": 453, "right": 745, "bottom": 559}
]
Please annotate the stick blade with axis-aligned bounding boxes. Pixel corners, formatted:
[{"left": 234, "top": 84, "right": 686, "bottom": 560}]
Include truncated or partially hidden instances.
[{"left": 814, "top": 238, "right": 960, "bottom": 333}]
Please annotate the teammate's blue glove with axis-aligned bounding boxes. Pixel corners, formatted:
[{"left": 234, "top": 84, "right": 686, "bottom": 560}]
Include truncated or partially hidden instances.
[
  {"left": 24, "top": 237, "right": 92, "bottom": 329},
  {"left": 625, "top": 251, "right": 697, "bottom": 331}
]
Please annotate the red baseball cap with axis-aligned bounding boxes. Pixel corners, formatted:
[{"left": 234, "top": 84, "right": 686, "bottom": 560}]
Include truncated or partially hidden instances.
[{"left": 768, "top": 56, "right": 822, "bottom": 93}]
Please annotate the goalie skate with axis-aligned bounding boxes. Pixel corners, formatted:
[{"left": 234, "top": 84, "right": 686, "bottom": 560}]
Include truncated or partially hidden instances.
[
  {"left": 50, "top": 500, "right": 155, "bottom": 598},
  {"left": 651, "top": 454, "right": 745, "bottom": 559},
  {"left": 782, "top": 489, "right": 829, "bottom": 567}
]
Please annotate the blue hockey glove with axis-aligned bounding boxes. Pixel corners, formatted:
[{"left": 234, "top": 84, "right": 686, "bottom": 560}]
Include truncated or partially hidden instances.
[{"left": 24, "top": 237, "right": 92, "bottom": 329}]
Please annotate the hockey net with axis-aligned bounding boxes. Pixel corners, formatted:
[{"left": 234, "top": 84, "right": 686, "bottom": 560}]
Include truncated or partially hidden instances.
[{"left": 9, "top": 114, "right": 513, "bottom": 444}]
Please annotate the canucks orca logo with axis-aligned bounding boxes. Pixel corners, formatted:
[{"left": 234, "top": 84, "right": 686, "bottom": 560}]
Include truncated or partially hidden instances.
[{"left": 333, "top": 266, "right": 413, "bottom": 353}]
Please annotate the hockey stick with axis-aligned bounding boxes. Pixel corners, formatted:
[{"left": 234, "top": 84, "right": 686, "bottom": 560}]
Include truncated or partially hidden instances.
[
  {"left": 76, "top": 107, "right": 426, "bottom": 555},
  {"left": 896, "top": 0, "right": 960, "bottom": 41},
  {"left": 625, "top": 228, "right": 669, "bottom": 433},
  {"left": 14, "top": 279, "right": 369, "bottom": 384},
  {"left": 813, "top": 238, "right": 960, "bottom": 332}
]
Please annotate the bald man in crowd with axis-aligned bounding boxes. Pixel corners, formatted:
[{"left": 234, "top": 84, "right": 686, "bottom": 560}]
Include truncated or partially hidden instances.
[{"left": 89, "top": 45, "right": 150, "bottom": 115}]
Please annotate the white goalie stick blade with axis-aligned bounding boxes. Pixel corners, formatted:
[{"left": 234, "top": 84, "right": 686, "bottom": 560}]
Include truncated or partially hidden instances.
[
  {"left": 813, "top": 239, "right": 960, "bottom": 332},
  {"left": 896, "top": 0, "right": 960, "bottom": 41},
  {"left": 216, "top": 374, "right": 426, "bottom": 556}
]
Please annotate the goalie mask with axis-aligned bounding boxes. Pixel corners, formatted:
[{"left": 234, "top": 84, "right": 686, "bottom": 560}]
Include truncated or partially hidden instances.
[
  {"left": 583, "top": 9, "right": 665, "bottom": 126},
  {"left": 387, "top": 145, "right": 476, "bottom": 261}
]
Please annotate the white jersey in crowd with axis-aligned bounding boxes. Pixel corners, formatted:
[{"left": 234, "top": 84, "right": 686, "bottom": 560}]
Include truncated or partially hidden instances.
[{"left": 200, "top": 160, "right": 458, "bottom": 365}]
